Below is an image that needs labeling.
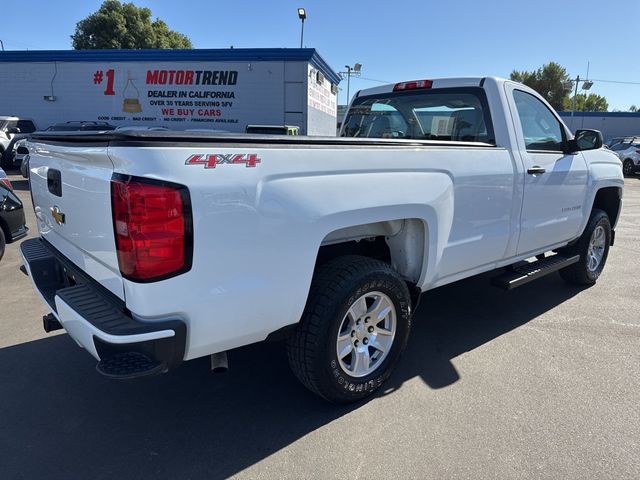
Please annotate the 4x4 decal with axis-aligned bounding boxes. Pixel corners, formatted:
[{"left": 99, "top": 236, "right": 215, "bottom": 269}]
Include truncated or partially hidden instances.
[{"left": 185, "top": 153, "right": 261, "bottom": 169}]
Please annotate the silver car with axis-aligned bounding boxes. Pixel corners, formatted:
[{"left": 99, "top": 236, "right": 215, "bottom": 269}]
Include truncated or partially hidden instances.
[{"left": 614, "top": 142, "right": 640, "bottom": 176}]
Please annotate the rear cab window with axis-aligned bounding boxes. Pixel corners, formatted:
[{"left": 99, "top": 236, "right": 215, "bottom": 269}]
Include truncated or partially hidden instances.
[{"left": 341, "top": 87, "right": 495, "bottom": 144}]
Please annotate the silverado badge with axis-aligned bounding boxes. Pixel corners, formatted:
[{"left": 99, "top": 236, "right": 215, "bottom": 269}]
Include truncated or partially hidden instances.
[{"left": 51, "top": 206, "right": 66, "bottom": 225}]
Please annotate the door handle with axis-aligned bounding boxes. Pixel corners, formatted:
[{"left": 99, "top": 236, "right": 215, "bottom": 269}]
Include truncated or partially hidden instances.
[{"left": 527, "top": 166, "right": 546, "bottom": 175}]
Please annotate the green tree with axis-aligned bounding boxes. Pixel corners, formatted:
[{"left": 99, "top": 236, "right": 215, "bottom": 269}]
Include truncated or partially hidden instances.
[
  {"left": 629, "top": 105, "right": 638, "bottom": 112},
  {"left": 510, "top": 62, "right": 573, "bottom": 111},
  {"left": 71, "top": 0, "right": 192, "bottom": 49},
  {"left": 563, "top": 93, "right": 609, "bottom": 112}
]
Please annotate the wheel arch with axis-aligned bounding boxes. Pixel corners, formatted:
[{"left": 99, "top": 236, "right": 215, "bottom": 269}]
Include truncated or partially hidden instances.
[
  {"left": 592, "top": 186, "right": 622, "bottom": 229},
  {"left": 317, "top": 218, "right": 429, "bottom": 286}
]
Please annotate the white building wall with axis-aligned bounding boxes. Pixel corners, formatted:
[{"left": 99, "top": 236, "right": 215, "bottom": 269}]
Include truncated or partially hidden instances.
[
  {"left": 306, "top": 64, "right": 338, "bottom": 136},
  {"left": 0, "top": 57, "right": 337, "bottom": 134}
]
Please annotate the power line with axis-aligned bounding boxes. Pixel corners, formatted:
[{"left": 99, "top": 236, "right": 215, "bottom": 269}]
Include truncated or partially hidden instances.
[
  {"left": 356, "top": 76, "right": 391, "bottom": 84},
  {"left": 590, "top": 78, "right": 640, "bottom": 86}
]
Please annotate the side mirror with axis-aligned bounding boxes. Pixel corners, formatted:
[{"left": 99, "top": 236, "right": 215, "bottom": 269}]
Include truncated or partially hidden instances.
[
  {"left": 6, "top": 127, "right": 21, "bottom": 135},
  {"left": 567, "top": 129, "right": 603, "bottom": 152}
]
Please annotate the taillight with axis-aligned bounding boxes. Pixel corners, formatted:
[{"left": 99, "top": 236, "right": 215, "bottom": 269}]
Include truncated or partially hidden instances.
[
  {"left": 393, "top": 79, "right": 433, "bottom": 91},
  {"left": 0, "top": 178, "right": 12, "bottom": 190},
  {"left": 111, "top": 175, "right": 192, "bottom": 282}
]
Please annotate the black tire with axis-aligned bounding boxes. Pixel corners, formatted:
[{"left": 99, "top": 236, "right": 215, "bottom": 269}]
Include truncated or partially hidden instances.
[
  {"left": 559, "top": 209, "right": 611, "bottom": 285},
  {"left": 0, "top": 227, "right": 5, "bottom": 261},
  {"left": 287, "top": 255, "right": 412, "bottom": 403},
  {"left": 622, "top": 159, "right": 634, "bottom": 177}
]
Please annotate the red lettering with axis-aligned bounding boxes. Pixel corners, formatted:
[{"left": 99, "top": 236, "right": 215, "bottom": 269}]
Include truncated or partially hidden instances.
[{"left": 146, "top": 70, "right": 159, "bottom": 84}]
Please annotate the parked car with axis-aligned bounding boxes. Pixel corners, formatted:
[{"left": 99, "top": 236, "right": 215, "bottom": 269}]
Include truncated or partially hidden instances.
[
  {"left": 606, "top": 136, "right": 640, "bottom": 149},
  {"left": 0, "top": 167, "right": 28, "bottom": 260},
  {"left": 45, "top": 121, "right": 116, "bottom": 132},
  {"left": 12, "top": 139, "right": 30, "bottom": 178},
  {"left": 0, "top": 116, "right": 37, "bottom": 169},
  {"left": 608, "top": 137, "right": 640, "bottom": 158},
  {"left": 617, "top": 143, "right": 640, "bottom": 176},
  {"left": 245, "top": 125, "right": 300, "bottom": 135}
]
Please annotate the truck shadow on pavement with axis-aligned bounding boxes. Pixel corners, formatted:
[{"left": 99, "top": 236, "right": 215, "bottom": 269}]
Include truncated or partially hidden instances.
[{"left": 0, "top": 272, "right": 583, "bottom": 479}]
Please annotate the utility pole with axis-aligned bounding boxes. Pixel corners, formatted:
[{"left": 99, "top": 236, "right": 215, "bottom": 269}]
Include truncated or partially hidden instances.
[
  {"left": 340, "top": 63, "right": 362, "bottom": 106},
  {"left": 571, "top": 75, "right": 579, "bottom": 130}
]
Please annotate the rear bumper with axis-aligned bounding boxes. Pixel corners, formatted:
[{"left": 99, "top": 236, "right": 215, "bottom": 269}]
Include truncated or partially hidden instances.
[{"left": 20, "top": 238, "right": 186, "bottom": 372}]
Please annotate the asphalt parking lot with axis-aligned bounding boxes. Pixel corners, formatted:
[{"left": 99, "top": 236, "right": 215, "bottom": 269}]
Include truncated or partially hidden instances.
[{"left": 0, "top": 171, "right": 638, "bottom": 480}]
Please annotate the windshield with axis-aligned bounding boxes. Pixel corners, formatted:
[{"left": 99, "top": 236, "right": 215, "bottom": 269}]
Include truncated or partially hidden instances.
[{"left": 341, "top": 87, "right": 494, "bottom": 144}]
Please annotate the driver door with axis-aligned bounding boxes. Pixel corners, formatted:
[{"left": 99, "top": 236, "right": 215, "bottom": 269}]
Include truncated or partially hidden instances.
[{"left": 506, "top": 85, "right": 589, "bottom": 256}]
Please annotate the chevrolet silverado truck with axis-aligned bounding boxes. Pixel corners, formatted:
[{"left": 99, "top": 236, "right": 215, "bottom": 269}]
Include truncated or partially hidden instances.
[{"left": 21, "top": 77, "right": 623, "bottom": 403}]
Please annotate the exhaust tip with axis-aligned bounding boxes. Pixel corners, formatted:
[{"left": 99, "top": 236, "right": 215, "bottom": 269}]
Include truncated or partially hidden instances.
[{"left": 210, "top": 352, "right": 228, "bottom": 373}]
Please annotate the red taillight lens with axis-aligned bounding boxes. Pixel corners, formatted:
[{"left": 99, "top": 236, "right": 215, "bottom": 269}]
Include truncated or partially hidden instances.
[
  {"left": 393, "top": 79, "right": 433, "bottom": 91},
  {"left": 111, "top": 176, "right": 192, "bottom": 281},
  {"left": 0, "top": 178, "right": 12, "bottom": 190}
]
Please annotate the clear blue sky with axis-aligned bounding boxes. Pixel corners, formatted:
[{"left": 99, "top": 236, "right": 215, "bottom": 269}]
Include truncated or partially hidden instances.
[{"left": 2, "top": 0, "right": 639, "bottom": 110}]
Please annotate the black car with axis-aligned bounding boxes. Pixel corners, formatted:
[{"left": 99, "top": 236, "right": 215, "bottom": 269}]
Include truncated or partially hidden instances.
[
  {"left": 45, "top": 121, "right": 117, "bottom": 132},
  {"left": 0, "top": 168, "right": 28, "bottom": 260}
]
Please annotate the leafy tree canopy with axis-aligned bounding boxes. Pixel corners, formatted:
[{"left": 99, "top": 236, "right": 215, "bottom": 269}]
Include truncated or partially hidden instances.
[
  {"left": 72, "top": 0, "right": 192, "bottom": 49},
  {"left": 562, "top": 93, "right": 609, "bottom": 112},
  {"left": 511, "top": 62, "right": 575, "bottom": 111}
]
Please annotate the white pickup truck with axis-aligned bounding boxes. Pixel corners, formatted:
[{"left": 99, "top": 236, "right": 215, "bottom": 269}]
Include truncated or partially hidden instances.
[{"left": 21, "top": 77, "right": 623, "bottom": 403}]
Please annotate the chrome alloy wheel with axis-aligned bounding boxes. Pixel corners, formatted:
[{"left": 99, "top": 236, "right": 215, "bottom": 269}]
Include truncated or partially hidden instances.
[
  {"left": 587, "top": 225, "right": 606, "bottom": 272},
  {"left": 336, "top": 291, "right": 396, "bottom": 378}
]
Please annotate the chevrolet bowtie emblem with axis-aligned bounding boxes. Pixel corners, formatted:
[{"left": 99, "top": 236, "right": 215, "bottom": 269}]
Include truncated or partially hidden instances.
[{"left": 51, "top": 206, "right": 65, "bottom": 225}]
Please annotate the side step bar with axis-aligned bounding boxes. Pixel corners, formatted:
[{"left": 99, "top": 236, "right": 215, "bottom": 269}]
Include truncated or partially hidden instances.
[{"left": 492, "top": 254, "right": 580, "bottom": 290}]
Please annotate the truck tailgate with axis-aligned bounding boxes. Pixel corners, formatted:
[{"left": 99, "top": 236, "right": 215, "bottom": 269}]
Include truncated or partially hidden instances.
[{"left": 28, "top": 141, "right": 124, "bottom": 300}]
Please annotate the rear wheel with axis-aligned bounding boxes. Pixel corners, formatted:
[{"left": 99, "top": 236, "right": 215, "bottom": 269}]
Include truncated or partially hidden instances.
[
  {"left": 559, "top": 209, "right": 611, "bottom": 285},
  {"left": 287, "top": 255, "right": 412, "bottom": 403},
  {"left": 623, "top": 159, "right": 634, "bottom": 177}
]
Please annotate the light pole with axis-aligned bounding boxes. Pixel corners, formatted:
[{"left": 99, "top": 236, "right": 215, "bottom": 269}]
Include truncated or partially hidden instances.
[
  {"left": 0, "top": 40, "right": 4, "bottom": 51},
  {"left": 341, "top": 63, "right": 362, "bottom": 105},
  {"left": 580, "top": 79, "right": 593, "bottom": 128},
  {"left": 570, "top": 76, "right": 593, "bottom": 129},
  {"left": 298, "top": 8, "right": 306, "bottom": 48}
]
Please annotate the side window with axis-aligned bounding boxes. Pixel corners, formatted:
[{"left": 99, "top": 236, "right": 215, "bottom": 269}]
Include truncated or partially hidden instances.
[
  {"left": 513, "top": 90, "right": 565, "bottom": 152},
  {"left": 17, "top": 120, "right": 36, "bottom": 133}
]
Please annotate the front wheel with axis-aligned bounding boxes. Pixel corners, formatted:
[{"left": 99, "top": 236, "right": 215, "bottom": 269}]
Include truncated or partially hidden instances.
[
  {"left": 287, "top": 255, "right": 412, "bottom": 403},
  {"left": 559, "top": 209, "right": 611, "bottom": 285}
]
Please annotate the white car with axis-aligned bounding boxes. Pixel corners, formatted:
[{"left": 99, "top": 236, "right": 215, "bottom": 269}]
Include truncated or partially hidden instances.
[{"left": 615, "top": 143, "right": 640, "bottom": 176}]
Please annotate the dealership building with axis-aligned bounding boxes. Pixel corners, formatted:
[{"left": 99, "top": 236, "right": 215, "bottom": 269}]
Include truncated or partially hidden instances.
[
  {"left": 558, "top": 111, "right": 640, "bottom": 142},
  {"left": 0, "top": 48, "right": 341, "bottom": 135}
]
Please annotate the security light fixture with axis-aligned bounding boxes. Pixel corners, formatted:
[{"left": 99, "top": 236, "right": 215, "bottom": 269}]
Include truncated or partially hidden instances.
[{"left": 582, "top": 80, "right": 593, "bottom": 90}]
